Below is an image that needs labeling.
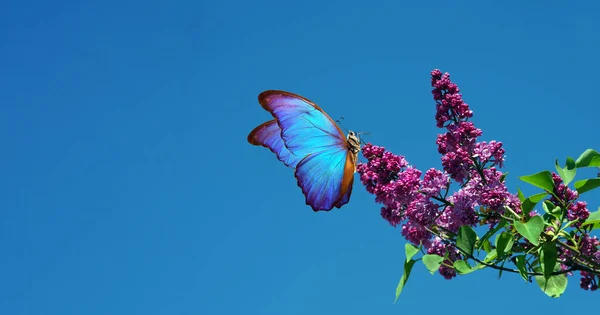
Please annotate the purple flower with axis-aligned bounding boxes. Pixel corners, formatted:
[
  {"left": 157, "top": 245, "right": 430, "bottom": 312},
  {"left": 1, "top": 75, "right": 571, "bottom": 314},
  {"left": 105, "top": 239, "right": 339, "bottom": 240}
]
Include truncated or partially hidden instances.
[
  {"left": 358, "top": 143, "right": 416, "bottom": 226},
  {"left": 567, "top": 201, "right": 590, "bottom": 224},
  {"left": 431, "top": 70, "right": 473, "bottom": 127},
  {"left": 381, "top": 206, "right": 402, "bottom": 227},
  {"left": 474, "top": 141, "right": 506, "bottom": 168},
  {"left": 561, "top": 234, "right": 599, "bottom": 286},
  {"left": 579, "top": 234, "right": 599, "bottom": 259},
  {"left": 358, "top": 144, "right": 407, "bottom": 195},
  {"left": 432, "top": 71, "right": 485, "bottom": 183},
  {"left": 421, "top": 168, "right": 449, "bottom": 197},
  {"left": 436, "top": 122, "right": 482, "bottom": 154},
  {"left": 437, "top": 188, "right": 479, "bottom": 233},
  {"left": 401, "top": 221, "right": 432, "bottom": 247},
  {"left": 393, "top": 167, "right": 422, "bottom": 205},
  {"left": 440, "top": 149, "right": 472, "bottom": 183},
  {"left": 405, "top": 195, "right": 439, "bottom": 226},
  {"left": 580, "top": 271, "right": 598, "bottom": 291},
  {"left": 550, "top": 173, "right": 579, "bottom": 204},
  {"left": 471, "top": 167, "right": 519, "bottom": 215}
]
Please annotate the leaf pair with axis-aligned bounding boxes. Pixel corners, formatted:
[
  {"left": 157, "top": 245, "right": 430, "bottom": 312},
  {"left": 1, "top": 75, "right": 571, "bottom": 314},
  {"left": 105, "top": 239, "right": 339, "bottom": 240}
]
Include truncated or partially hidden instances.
[{"left": 522, "top": 149, "right": 600, "bottom": 196}]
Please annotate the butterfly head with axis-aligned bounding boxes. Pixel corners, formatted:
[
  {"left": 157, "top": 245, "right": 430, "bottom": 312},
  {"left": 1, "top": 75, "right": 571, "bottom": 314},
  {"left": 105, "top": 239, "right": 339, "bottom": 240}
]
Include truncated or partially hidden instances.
[{"left": 346, "top": 131, "right": 361, "bottom": 155}]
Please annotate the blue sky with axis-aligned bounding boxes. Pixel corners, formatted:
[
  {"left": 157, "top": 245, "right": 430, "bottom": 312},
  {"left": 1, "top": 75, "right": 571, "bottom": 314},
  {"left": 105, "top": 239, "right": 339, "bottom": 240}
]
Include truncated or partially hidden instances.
[{"left": 1, "top": 0, "right": 599, "bottom": 314}]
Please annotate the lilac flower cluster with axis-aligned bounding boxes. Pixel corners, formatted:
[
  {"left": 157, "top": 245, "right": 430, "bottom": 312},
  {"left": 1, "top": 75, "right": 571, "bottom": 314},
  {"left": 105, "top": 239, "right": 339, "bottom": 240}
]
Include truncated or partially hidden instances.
[
  {"left": 550, "top": 173, "right": 590, "bottom": 225},
  {"left": 358, "top": 69, "right": 600, "bottom": 289},
  {"left": 548, "top": 173, "right": 598, "bottom": 290},
  {"left": 579, "top": 234, "right": 600, "bottom": 291},
  {"left": 580, "top": 271, "right": 598, "bottom": 291},
  {"left": 357, "top": 70, "right": 521, "bottom": 279},
  {"left": 560, "top": 232, "right": 600, "bottom": 291},
  {"left": 431, "top": 69, "right": 505, "bottom": 183},
  {"left": 358, "top": 144, "right": 447, "bottom": 246},
  {"left": 358, "top": 145, "right": 412, "bottom": 227},
  {"left": 551, "top": 173, "right": 580, "bottom": 207}
]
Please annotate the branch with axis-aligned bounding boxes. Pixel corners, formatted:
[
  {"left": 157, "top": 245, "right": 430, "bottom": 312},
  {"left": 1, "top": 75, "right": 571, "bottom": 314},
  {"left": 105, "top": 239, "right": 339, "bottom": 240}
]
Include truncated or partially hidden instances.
[{"left": 426, "top": 226, "right": 600, "bottom": 278}]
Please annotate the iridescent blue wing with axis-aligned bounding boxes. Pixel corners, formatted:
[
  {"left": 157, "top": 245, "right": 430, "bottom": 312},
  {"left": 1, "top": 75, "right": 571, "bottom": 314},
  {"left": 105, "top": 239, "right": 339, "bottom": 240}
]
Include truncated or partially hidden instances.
[
  {"left": 248, "top": 90, "right": 356, "bottom": 211},
  {"left": 247, "top": 119, "right": 302, "bottom": 168},
  {"left": 257, "top": 90, "right": 346, "bottom": 158},
  {"left": 294, "top": 147, "right": 355, "bottom": 211}
]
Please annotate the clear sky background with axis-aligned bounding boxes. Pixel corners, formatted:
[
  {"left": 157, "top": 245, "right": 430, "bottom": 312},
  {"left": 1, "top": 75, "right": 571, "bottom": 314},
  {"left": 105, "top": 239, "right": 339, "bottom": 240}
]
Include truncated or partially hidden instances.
[{"left": 1, "top": 0, "right": 599, "bottom": 314}]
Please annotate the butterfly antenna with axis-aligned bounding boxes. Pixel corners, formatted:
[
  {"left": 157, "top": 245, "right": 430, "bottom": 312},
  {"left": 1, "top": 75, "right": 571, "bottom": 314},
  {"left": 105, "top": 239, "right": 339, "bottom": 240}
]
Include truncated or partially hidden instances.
[
  {"left": 335, "top": 116, "right": 350, "bottom": 134},
  {"left": 357, "top": 131, "right": 371, "bottom": 146}
]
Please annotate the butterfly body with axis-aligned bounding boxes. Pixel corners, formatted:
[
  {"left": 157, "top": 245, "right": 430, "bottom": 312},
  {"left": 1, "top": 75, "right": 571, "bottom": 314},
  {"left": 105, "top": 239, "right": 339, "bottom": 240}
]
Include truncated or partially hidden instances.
[{"left": 248, "top": 90, "right": 360, "bottom": 211}]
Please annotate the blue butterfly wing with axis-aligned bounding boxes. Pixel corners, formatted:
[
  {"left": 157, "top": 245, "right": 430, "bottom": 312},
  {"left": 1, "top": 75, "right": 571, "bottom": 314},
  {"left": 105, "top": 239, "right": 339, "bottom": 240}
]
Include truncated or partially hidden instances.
[
  {"left": 247, "top": 119, "right": 302, "bottom": 168},
  {"left": 249, "top": 90, "right": 356, "bottom": 211},
  {"left": 295, "top": 147, "right": 355, "bottom": 211},
  {"left": 257, "top": 91, "right": 346, "bottom": 157}
]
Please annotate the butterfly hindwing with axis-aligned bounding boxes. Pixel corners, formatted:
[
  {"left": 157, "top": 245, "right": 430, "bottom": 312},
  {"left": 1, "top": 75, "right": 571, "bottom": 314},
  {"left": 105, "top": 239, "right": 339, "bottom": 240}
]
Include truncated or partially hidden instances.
[
  {"left": 294, "top": 147, "right": 355, "bottom": 211},
  {"left": 247, "top": 119, "right": 301, "bottom": 168}
]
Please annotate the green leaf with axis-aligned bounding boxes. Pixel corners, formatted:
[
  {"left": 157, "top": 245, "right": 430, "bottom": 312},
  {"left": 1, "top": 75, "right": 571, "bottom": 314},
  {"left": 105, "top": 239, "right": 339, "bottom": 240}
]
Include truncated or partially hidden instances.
[
  {"left": 422, "top": 254, "right": 444, "bottom": 274},
  {"left": 482, "top": 239, "right": 492, "bottom": 253},
  {"left": 519, "top": 171, "right": 555, "bottom": 193},
  {"left": 574, "top": 178, "right": 600, "bottom": 195},
  {"left": 514, "top": 216, "right": 544, "bottom": 246},
  {"left": 456, "top": 226, "right": 478, "bottom": 256},
  {"left": 582, "top": 209, "right": 600, "bottom": 230},
  {"left": 495, "top": 232, "right": 514, "bottom": 258},
  {"left": 540, "top": 241, "right": 557, "bottom": 280},
  {"left": 405, "top": 243, "right": 419, "bottom": 262},
  {"left": 529, "top": 193, "right": 548, "bottom": 203},
  {"left": 555, "top": 157, "right": 576, "bottom": 186},
  {"left": 500, "top": 172, "right": 509, "bottom": 183},
  {"left": 514, "top": 255, "right": 528, "bottom": 282},
  {"left": 453, "top": 260, "right": 476, "bottom": 274},
  {"left": 541, "top": 200, "right": 562, "bottom": 218},
  {"left": 561, "top": 219, "right": 579, "bottom": 231},
  {"left": 395, "top": 243, "right": 421, "bottom": 303},
  {"left": 497, "top": 260, "right": 506, "bottom": 279},
  {"left": 541, "top": 213, "right": 556, "bottom": 224},
  {"left": 477, "top": 219, "right": 506, "bottom": 250},
  {"left": 575, "top": 149, "right": 600, "bottom": 168},
  {"left": 484, "top": 249, "right": 497, "bottom": 263},
  {"left": 522, "top": 192, "right": 549, "bottom": 216},
  {"left": 517, "top": 187, "right": 526, "bottom": 203},
  {"left": 534, "top": 265, "right": 568, "bottom": 298},
  {"left": 394, "top": 259, "right": 416, "bottom": 303}
]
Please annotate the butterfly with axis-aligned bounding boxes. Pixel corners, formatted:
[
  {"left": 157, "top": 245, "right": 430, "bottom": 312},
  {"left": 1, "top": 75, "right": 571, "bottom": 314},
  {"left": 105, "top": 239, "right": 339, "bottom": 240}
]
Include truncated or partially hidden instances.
[{"left": 247, "top": 90, "right": 361, "bottom": 211}]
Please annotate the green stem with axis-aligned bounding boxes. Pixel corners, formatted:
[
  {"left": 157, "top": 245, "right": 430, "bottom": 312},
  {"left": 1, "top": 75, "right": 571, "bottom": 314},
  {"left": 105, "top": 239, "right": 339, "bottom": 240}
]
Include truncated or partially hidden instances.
[{"left": 503, "top": 205, "right": 521, "bottom": 220}]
